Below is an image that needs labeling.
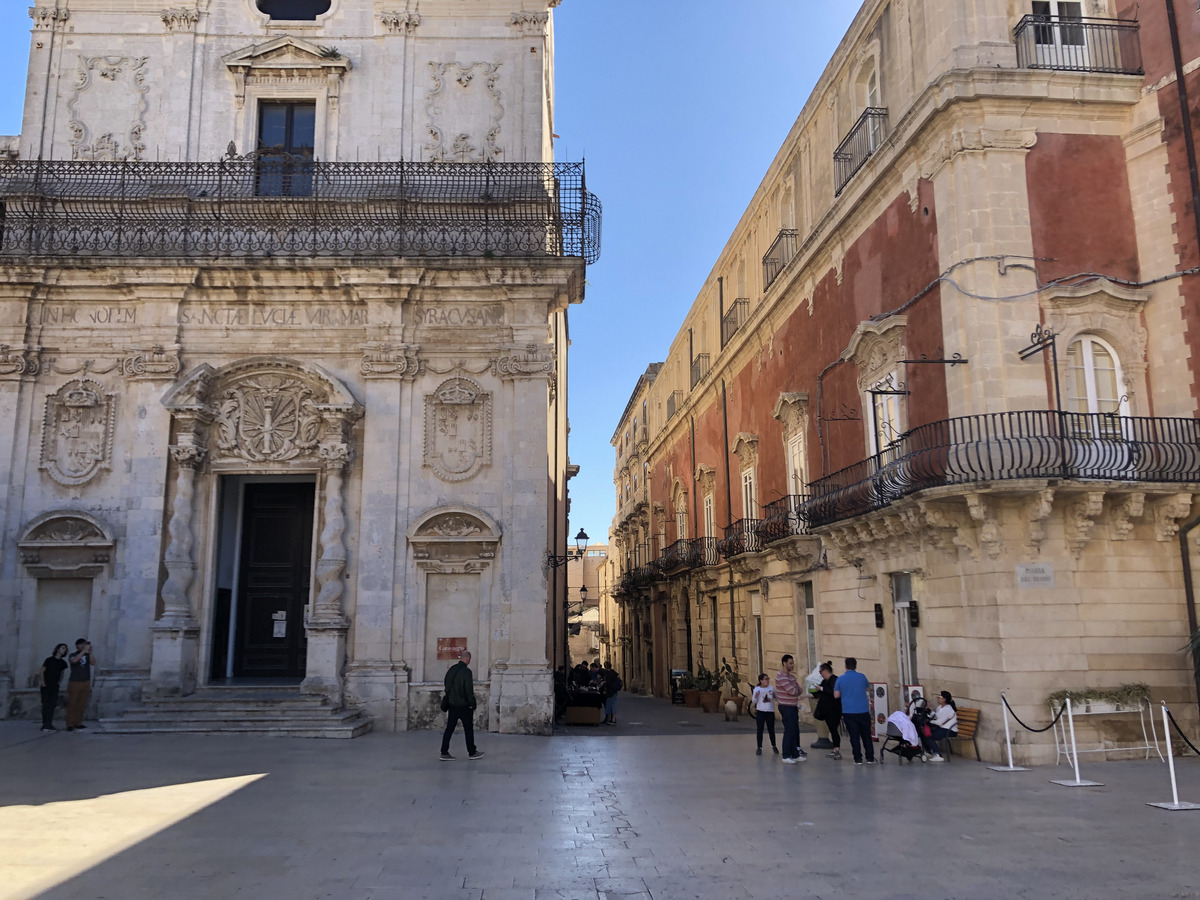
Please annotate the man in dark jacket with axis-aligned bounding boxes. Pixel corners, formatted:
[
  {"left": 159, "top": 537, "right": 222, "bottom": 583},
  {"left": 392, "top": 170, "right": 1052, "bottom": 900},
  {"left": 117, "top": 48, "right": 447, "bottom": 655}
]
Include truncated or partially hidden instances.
[{"left": 440, "top": 650, "right": 484, "bottom": 761}]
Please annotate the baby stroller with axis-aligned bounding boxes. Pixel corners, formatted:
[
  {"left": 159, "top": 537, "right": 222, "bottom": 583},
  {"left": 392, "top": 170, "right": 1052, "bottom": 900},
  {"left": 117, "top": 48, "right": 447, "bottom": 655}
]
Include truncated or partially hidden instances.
[{"left": 880, "top": 710, "right": 924, "bottom": 764}]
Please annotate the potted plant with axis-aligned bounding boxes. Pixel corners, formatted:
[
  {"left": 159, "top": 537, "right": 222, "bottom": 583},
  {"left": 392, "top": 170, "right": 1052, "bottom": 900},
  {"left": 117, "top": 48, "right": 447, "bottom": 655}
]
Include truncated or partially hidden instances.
[
  {"left": 695, "top": 664, "right": 722, "bottom": 713},
  {"left": 719, "top": 657, "right": 745, "bottom": 714},
  {"left": 679, "top": 671, "right": 701, "bottom": 708},
  {"left": 1046, "top": 683, "right": 1151, "bottom": 714}
]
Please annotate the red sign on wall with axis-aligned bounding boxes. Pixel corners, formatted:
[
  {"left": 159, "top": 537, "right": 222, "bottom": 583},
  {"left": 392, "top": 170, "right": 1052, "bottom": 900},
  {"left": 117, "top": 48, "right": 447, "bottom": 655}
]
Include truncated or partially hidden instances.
[{"left": 437, "top": 637, "right": 469, "bottom": 660}]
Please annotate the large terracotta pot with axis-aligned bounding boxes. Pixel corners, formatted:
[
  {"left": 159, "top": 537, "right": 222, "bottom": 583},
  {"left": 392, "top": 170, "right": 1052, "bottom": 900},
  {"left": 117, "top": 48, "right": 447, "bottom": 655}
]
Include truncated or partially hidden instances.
[
  {"left": 681, "top": 689, "right": 701, "bottom": 708},
  {"left": 699, "top": 690, "right": 722, "bottom": 713}
]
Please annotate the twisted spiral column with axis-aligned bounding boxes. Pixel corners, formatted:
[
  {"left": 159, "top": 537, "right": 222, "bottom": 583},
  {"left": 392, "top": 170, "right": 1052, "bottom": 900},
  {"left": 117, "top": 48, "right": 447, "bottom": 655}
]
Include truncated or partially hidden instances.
[
  {"left": 312, "top": 442, "right": 351, "bottom": 624},
  {"left": 160, "top": 444, "right": 205, "bottom": 625}
]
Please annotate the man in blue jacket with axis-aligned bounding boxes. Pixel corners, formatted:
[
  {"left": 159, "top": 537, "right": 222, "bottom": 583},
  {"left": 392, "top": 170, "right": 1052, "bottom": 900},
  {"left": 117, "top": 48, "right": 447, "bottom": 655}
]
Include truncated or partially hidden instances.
[
  {"left": 440, "top": 650, "right": 485, "bottom": 761},
  {"left": 834, "top": 657, "right": 875, "bottom": 765}
]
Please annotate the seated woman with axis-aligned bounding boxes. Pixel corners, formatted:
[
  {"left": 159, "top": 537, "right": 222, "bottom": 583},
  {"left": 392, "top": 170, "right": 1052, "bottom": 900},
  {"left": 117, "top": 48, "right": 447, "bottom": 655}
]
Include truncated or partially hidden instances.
[{"left": 924, "top": 690, "right": 958, "bottom": 762}]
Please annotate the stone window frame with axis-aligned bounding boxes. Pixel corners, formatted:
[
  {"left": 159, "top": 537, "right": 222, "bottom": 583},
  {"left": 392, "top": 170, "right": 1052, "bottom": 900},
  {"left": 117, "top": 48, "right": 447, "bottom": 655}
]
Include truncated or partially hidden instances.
[
  {"left": 1039, "top": 277, "right": 1149, "bottom": 416},
  {"left": 731, "top": 433, "right": 760, "bottom": 519},
  {"left": 772, "top": 392, "right": 810, "bottom": 496},
  {"left": 246, "top": 0, "right": 342, "bottom": 29},
  {"left": 224, "top": 36, "right": 351, "bottom": 162},
  {"left": 844, "top": 317, "right": 908, "bottom": 457}
]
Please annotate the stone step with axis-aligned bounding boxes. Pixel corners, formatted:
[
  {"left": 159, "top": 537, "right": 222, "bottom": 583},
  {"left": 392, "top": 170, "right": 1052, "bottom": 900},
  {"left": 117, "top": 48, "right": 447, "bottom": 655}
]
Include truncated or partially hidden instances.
[{"left": 99, "top": 689, "right": 373, "bottom": 738}]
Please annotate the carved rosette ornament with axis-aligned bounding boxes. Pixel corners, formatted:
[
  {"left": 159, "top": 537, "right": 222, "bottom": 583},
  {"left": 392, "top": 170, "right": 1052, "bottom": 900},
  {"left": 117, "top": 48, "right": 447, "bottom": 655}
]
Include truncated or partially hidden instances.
[
  {"left": 214, "top": 373, "right": 324, "bottom": 462},
  {"left": 40, "top": 379, "right": 117, "bottom": 486},
  {"left": 424, "top": 377, "right": 492, "bottom": 482}
]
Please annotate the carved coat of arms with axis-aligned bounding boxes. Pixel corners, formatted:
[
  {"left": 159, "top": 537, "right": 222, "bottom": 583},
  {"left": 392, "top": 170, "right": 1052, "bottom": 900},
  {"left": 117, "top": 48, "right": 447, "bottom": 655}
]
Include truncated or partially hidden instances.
[
  {"left": 40, "top": 380, "right": 117, "bottom": 486},
  {"left": 424, "top": 378, "right": 492, "bottom": 482},
  {"left": 214, "top": 374, "right": 323, "bottom": 462}
]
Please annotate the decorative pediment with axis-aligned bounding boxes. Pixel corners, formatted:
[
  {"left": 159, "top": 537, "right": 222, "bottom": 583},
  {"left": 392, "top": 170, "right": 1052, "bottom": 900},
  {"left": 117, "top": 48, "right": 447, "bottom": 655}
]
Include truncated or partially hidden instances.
[
  {"left": 19, "top": 511, "right": 115, "bottom": 578},
  {"left": 731, "top": 433, "right": 760, "bottom": 469},
  {"left": 844, "top": 317, "right": 907, "bottom": 392},
  {"left": 224, "top": 37, "right": 352, "bottom": 110},
  {"left": 772, "top": 392, "right": 810, "bottom": 440},
  {"left": 695, "top": 463, "right": 716, "bottom": 497},
  {"left": 408, "top": 506, "right": 500, "bottom": 564}
]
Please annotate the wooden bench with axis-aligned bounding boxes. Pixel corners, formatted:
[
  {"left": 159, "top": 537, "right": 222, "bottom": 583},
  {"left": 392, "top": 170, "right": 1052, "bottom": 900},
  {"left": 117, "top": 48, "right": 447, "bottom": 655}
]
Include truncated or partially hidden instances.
[{"left": 937, "top": 707, "right": 981, "bottom": 761}]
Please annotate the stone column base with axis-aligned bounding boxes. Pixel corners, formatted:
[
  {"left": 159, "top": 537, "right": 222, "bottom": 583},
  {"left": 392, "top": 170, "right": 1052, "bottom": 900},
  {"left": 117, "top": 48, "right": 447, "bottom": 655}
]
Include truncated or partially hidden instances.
[
  {"left": 148, "top": 621, "right": 200, "bottom": 697},
  {"left": 345, "top": 661, "right": 409, "bottom": 731},
  {"left": 489, "top": 662, "right": 553, "bottom": 735},
  {"left": 302, "top": 618, "right": 348, "bottom": 706}
]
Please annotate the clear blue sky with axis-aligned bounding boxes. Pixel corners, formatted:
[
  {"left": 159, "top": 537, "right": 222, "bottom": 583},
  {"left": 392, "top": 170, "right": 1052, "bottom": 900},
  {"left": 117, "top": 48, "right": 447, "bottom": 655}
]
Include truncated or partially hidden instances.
[{"left": 0, "top": 1, "right": 862, "bottom": 546}]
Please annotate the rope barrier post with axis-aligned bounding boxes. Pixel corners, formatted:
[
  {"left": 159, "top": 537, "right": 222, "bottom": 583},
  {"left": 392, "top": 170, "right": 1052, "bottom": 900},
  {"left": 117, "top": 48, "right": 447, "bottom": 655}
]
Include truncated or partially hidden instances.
[
  {"left": 988, "top": 691, "right": 1030, "bottom": 772},
  {"left": 1051, "top": 696, "right": 1103, "bottom": 788},
  {"left": 1147, "top": 702, "right": 1200, "bottom": 811}
]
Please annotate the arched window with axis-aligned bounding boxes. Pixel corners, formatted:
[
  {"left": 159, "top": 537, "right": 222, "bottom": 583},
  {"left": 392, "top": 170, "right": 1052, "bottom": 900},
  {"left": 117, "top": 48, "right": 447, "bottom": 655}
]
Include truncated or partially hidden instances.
[
  {"left": 257, "top": 0, "right": 331, "bottom": 20},
  {"left": 1065, "top": 334, "right": 1127, "bottom": 417}
]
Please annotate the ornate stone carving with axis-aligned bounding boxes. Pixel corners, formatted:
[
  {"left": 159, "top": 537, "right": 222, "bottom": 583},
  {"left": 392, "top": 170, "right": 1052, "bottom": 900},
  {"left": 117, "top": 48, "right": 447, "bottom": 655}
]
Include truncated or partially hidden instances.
[
  {"left": 1153, "top": 492, "right": 1195, "bottom": 541},
  {"left": 492, "top": 344, "right": 554, "bottom": 378},
  {"left": 419, "top": 514, "right": 484, "bottom": 537},
  {"left": 161, "top": 7, "right": 199, "bottom": 31},
  {"left": 119, "top": 346, "right": 181, "bottom": 380},
  {"left": 964, "top": 493, "right": 1002, "bottom": 559},
  {"left": 214, "top": 373, "right": 324, "bottom": 462},
  {"left": 360, "top": 344, "right": 420, "bottom": 379},
  {"left": 29, "top": 6, "right": 69, "bottom": 31},
  {"left": 0, "top": 344, "right": 40, "bottom": 377},
  {"left": 731, "top": 432, "right": 759, "bottom": 470},
  {"left": 169, "top": 444, "right": 206, "bottom": 470},
  {"left": 424, "top": 62, "right": 504, "bottom": 162},
  {"left": 845, "top": 317, "right": 907, "bottom": 392},
  {"left": 40, "top": 379, "right": 117, "bottom": 486},
  {"left": 1111, "top": 492, "right": 1145, "bottom": 541},
  {"left": 67, "top": 56, "right": 150, "bottom": 161},
  {"left": 161, "top": 440, "right": 203, "bottom": 626},
  {"left": 312, "top": 445, "right": 350, "bottom": 627},
  {"left": 923, "top": 128, "right": 1038, "bottom": 179},
  {"left": 380, "top": 10, "right": 420, "bottom": 33},
  {"left": 224, "top": 36, "right": 352, "bottom": 111},
  {"left": 423, "top": 377, "right": 492, "bottom": 482},
  {"left": 1067, "top": 491, "right": 1106, "bottom": 557},
  {"left": 19, "top": 511, "right": 115, "bottom": 578},
  {"left": 508, "top": 11, "right": 548, "bottom": 34},
  {"left": 771, "top": 392, "right": 809, "bottom": 441},
  {"left": 695, "top": 463, "right": 716, "bottom": 498},
  {"left": 1023, "top": 487, "right": 1055, "bottom": 553},
  {"left": 409, "top": 508, "right": 499, "bottom": 562}
]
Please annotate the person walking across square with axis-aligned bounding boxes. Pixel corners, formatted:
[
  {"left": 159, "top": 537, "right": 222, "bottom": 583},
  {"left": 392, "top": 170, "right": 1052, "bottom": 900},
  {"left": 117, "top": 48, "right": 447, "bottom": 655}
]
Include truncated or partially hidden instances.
[
  {"left": 775, "top": 654, "right": 807, "bottom": 763},
  {"left": 834, "top": 657, "right": 875, "bottom": 765},
  {"left": 440, "top": 650, "right": 484, "bottom": 761},
  {"left": 65, "top": 638, "right": 95, "bottom": 732}
]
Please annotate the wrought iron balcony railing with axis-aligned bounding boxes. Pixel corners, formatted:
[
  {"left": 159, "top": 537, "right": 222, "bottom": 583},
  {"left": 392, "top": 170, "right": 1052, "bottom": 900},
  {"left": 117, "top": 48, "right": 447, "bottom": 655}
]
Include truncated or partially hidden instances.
[
  {"left": 801, "top": 411, "right": 1200, "bottom": 529},
  {"left": 834, "top": 107, "right": 888, "bottom": 196},
  {"left": 690, "top": 353, "right": 711, "bottom": 389},
  {"left": 1014, "top": 16, "right": 1142, "bottom": 75},
  {"left": 762, "top": 229, "right": 798, "bottom": 291},
  {"left": 721, "top": 298, "right": 750, "bottom": 349},
  {"left": 657, "top": 538, "right": 692, "bottom": 573},
  {"left": 0, "top": 156, "right": 602, "bottom": 263},
  {"left": 757, "top": 495, "right": 811, "bottom": 544},
  {"left": 688, "top": 536, "right": 722, "bottom": 568},
  {"left": 667, "top": 389, "right": 684, "bottom": 421},
  {"left": 718, "top": 519, "right": 763, "bottom": 559}
]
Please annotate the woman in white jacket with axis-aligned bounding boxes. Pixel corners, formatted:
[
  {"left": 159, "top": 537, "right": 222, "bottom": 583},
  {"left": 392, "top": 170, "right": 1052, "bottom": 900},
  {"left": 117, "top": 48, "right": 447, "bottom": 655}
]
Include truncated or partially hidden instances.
[{"left": 925, "top": 690, "right": 958, "bottom": 761}]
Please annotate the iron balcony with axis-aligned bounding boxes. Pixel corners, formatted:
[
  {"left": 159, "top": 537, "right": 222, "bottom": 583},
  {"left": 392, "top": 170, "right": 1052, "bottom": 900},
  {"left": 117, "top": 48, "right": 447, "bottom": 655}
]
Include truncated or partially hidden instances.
[
  {"left": 801, "top": 410, "right": 1200, "bottom": 529},
  {"left": 0, "top": 156, "right": 602, "bottom": 263},
  {"left": 757, "top": 495, "right": 811, "bottom": 543},
  {"left": 721, "top": 298, "right": 750, "bottom": 349},
  {"left": 762, "top": 229, "right": 798, "bottom": 291},
  {"left": 718, "top": 519, "right": 763, "bottom": 559},
  {"left": 834, "top": 108, "right": 888, "bottom": 197},
  {"left": 690, "top": 353, "right": 711, "bottom": 389},
  {"left": 1014, "top": 15, "right": 1143, "bottom": 75}
]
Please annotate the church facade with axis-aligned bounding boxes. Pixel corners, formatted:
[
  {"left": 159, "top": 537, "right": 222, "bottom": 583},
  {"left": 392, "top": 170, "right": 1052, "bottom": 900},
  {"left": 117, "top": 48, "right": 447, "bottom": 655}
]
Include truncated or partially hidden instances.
[{"left": 0, "top": 0, "right": 598, "bottom": 735}]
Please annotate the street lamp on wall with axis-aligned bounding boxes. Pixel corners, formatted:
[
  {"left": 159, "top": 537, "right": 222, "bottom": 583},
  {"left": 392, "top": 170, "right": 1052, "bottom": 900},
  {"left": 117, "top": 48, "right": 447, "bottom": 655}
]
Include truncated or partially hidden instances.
[{"left": 547, "top": 528, "right": 590, "bottom": 568}]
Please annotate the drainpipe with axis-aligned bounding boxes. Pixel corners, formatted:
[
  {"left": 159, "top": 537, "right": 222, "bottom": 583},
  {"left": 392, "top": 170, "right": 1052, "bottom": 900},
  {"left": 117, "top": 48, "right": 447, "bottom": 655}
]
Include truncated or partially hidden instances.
[
  {"left": 721, "top": 379, "right": 734, "bottom": 664},
  {"left": 1166, "top": 0, "right": 1200, "bottom": 258},
  {"left": 1178, "top": 515, "right": 1200, "bottom": 718},
  {"left": 689, "top": 416, "right": 698, "bottom": 538}
]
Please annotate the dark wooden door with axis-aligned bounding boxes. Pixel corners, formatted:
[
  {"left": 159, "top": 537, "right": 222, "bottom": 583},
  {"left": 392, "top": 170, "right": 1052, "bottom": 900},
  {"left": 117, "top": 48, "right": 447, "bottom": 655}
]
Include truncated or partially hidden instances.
[{"left": 233, "top": 483, "right": 314, "bottom": 678}]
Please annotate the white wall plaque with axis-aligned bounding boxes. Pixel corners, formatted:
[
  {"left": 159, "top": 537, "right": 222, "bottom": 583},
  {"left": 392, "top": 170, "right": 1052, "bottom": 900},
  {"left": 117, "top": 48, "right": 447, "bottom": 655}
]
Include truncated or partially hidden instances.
[{"left": 1016, "top": 563, "right": 1055, "bottom": 589}]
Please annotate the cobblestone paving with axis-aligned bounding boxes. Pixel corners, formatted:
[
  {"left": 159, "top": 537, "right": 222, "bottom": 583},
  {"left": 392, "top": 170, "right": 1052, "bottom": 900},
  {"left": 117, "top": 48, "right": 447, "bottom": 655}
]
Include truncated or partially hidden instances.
[{"left": 2, "top": 696, "right": 1198, "bottom": 900}]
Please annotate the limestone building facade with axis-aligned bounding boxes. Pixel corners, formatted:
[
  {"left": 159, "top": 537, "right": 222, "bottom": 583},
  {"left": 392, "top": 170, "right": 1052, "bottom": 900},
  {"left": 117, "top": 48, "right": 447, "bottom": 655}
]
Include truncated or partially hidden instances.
[
  {"left": 609, "top": 0, "right": 1200, "bottom": 763},
  {"left": 0, "top": 0, "right": 600, "bottom": 735}
]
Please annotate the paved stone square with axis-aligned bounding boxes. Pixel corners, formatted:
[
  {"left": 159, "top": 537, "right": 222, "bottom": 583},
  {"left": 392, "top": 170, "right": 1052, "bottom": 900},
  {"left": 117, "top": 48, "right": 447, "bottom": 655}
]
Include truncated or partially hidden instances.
[{"left": 2, "top": 695, "right": 1198, "bottom": 900}]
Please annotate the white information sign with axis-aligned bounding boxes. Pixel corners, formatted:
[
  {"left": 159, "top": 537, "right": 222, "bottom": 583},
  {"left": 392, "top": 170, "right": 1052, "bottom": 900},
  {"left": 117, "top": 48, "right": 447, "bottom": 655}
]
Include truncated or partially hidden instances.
[
  {"left": 1016, "top": 563, "right": 1055, "bottom": 589},
  {"left": 273, "top": 621, "right": 287, "bottom": 638}
]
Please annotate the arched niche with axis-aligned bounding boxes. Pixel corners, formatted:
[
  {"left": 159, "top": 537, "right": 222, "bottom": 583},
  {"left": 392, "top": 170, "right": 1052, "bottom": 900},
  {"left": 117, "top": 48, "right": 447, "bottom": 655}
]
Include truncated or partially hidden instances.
[{"left": 19, "top": 511, "right": 115, "bottom": 578}]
